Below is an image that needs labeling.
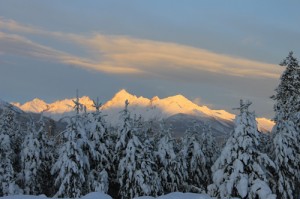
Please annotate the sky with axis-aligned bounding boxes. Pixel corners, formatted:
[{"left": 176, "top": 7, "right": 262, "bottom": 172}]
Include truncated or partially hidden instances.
[{"left": 1, "top": 0, "right": 300, "bottom": 119}]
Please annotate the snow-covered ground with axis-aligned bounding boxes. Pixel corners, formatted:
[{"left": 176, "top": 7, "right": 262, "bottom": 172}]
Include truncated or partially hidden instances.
[
  {"left": 136, "top": 192, "right": 212, "bottom": 199},
  {"left": 0, "top": 192, "right": 213, "bottom": 199}
]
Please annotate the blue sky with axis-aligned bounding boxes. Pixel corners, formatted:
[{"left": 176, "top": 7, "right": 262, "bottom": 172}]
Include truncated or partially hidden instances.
[{"left": 1, "top": 1, "right": 300, "bottom": 118}]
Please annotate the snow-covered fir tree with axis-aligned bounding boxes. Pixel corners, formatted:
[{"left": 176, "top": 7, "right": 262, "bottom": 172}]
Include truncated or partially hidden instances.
[
  {"left": 20, "top": 121, "right": 41, "bottom": 195},
  {"left": 0, "top": 107, "right": 23, "bottom": 175},
  {"left": 155, "top": 122, "right": 184, "bottom": 194},
  {"left": 0, "top": 134, "right": 14, "bottom": 196},
  {"left": 208, "top": 100, "right": 276, "bottom": 199},
  {"left": 117, "top": 129, "right": 148, "bottom": 198},
  {"left": 0, "top": 109, "right": 21, "bottom": 196},
  {"left": 123, "top": 117, "right": 162, "bottom": 197},
  {"left": 115, "top": 100, "right": 131, "bottom": 155},
  {"left": 116, "top": 100, "right": 160, "bottom": 198},
  {"left": 200, "top": 124, "right": 219, "bottom": 189},
  {"left": 89, "top": 169, "right": 109, "bottom": 194},
  {"left": 86, "top": 99, "right": 111, "bottom": 193},
  {"left": 132, "top": 114, "right": 145, "bottom": 138},
  {"left": 110, "top": 101, "right": 135, "bottom": 198},
  {"left": 113, "top": 99, "right": 132, "bottom": 181},
  {"left": 182, "top": 123, "right": 206, "bottom": 192},
  {"left": 258, "top": 132, "right": 273, "bottom": 157},
  {"left": 51, "top": 114, "right": 90, "bottom": 198},
  {"left": 272, "top": 52, "right": 300, "bottom": 130},
  {"left": 173, "top": 139, "right": 188, "bottom": 192},
  {"left": 140, "top": 137, "right": 161, "bottom": 197},
  {"left": 271, "top": 52, "right": 300, "bottom": 199},
  {"left": 36, "top": 116, "right": 56, "bottom": 196},
  {"left": 134, "top": 118, "right": 161, "bottom": 197},
  {"left": 273, "top": 120, "right": 299, "bottom": 199}
]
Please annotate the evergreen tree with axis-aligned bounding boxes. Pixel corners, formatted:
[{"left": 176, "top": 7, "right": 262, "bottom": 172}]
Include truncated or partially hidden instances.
[
  {"left": 116, "top": 101, "right": 160, "bottom": 198},
  {"left": 87, "top": 99, "right": 111, "bottom": 193},
  {"left": 259, "top": 132, "right": 273, "bottom": 157},
  {"left": 89, "top": 169, "right": 109, "bottom": 194},
  {"left": 208, "top": 100, "right": 276, "bottom": 199},
  {"left": 36, "top": 116, "right": 56, "bottom": 196},
  {"left": 272, "top": 52, "right": 300, "bottom": 129},
  {"left": 0, "top": 108, "right": 22, "bottom": 175},
  {"left": 0, "top": 108, "right": 23, "bottom": 196},
  {"left": 134, "top": 117, "right": 161, "bottom": 196},
  {"left": 271, "top": 52, "right": 300, "bottom": 199},
  {"left": 273, "top": 120, "right": 299, "bottom": 199},
  {"left": 48, "top": 119, "right": 56, "bottom": 137},
  {"left": 20, "top": 121, "right": 41, "bottom": 195},
  {"left": 108, "top": 100, "right": 134, "bottom": 198},
  {"left": 117, "top": 130, "right": 148, "bottom": 198},
  {"left": 200, "top": 124, "right": 219, "bottom": 189},
  {"left": 51, "top": 115, "right": 90, "bottom": 198},
  {"left": 173, "top": 140, "right": 188, "bottom": 192},
  {"left": 114, "top": 99, "right": 132, "bottom": 181},
  {"left": 115, "top": 100, "right": 132, "bottom": 155},
  {"left": 140, "top": 138, "right": 161, "bottom": 197},
  {"left": 183, "top": 124, "right": 206, "bottom": 192},
  {"left": 0, "top": 124, "right": 20, "bottom": 196},
  {"left": 155, "top": 122, "right": 183, "bottom": 194}
]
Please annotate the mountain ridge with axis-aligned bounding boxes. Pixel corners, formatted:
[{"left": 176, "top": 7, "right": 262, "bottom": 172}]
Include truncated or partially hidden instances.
[{"left": 10, "top": 89, "right": 274, "bottom": 132}]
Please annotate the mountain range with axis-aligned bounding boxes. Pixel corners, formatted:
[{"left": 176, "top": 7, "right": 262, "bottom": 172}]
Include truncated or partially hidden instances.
[{"left": 10, "top": 89, "right": 274, "bottom": 133}]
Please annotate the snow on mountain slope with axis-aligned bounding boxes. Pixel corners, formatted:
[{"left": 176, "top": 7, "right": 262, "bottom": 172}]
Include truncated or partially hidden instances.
[
  {"left": 102, "top": 90, "right": 273, "bottom": 132},
  {"left": 103, "top": 89, "right": 150, "bottom": 108},
  {"left": 0, "top": 98, "right": 13, "bottom": 109},
  {"left": 0, "top": 98, "right": 23, "bottom": 113},
  {"left": 12, "top": 96, "right": 95, "bottom": 120},
  {"left": 10, "top": 89, "right": 274, "bottom": 132},
  {"left": 47, "top": 96, "right": 95, "bottom": 114},
  {"left": 101, "top": 90, "right": 236, "bottom": 122},
  {"left": 12, "top": 98, "right": 48, "bottom": 113},
  {"left": 256, "top": 117, "right": 275, "bottom": 132}
]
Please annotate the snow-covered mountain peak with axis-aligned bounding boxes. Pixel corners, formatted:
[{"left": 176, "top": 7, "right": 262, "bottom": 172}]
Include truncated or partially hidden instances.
[
  {"left": 14, "top": 98, "right": 48, "bottom": 113},
  {"left": 103, "top": 89, "right": 151, "bottom": 109},
  {"left": 256, "top": 117, "right": 275, "bottom": 132},
  {"left": 164, "top": 94, "right": 190, "bottom": 103},
  {"left": 32, "top": 98, "right": 46, "bottom": 103},
  {"left": 150, "top": 96, "right": 160, "bottom": 102},
  {"left": 11, "top": 96, "right": 95, "bottom": 116},
  {"left": 78, "top": 96, "right": 94, "bottom": 106},
  {"left": 113, "top": 89, "right": 135, "bottom": 100},
  {"left": 28, "top": 98, "right": 47, "bottom": 107},
  {"left": 48, "top": 96, "right": 94, "bottom": 114},
  {"left": 9, "top": 91, "right": 275, "bottom": 132},
  {"left": 109, "top": 89, "right": 136, "bottom": 102},
  {"left": 161, "top": 94, "right": 198, "bottom": 108}
]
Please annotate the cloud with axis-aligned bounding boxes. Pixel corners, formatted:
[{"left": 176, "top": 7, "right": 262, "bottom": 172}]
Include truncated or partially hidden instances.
[
  {"left": 0, "top": 32, "right": 60, "bottom": 58},
  {"left": 0, "top": 17, "right": 43, "bottom": 34},
  {"left": 0, "top": 32, "right": 141, "bottom": 74},
  {"left": 0, "top": 17, "right": 284, "bottom": 80},
  {"left": 79, "top": 34, "right": 284, "bottom": 78}
]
